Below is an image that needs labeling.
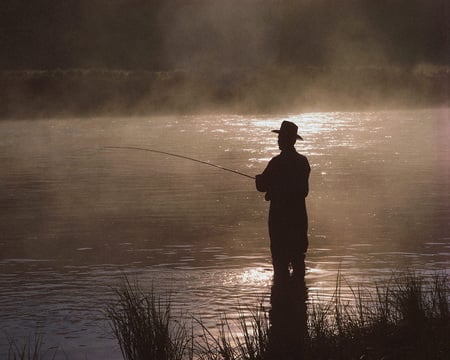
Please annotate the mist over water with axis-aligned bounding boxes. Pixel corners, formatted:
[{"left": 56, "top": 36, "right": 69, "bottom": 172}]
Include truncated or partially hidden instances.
[
  {"left": 0, "top": 109, "right": 448, "bottom": 358},
  {"left": 1, "top": 1, "right": 448, "bottom": 120},
  {"left": 0, "top": 1, "right": 448, "bottom": 358}
]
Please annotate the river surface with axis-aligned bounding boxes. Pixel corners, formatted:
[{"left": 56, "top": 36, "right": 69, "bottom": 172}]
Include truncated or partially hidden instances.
[{"left": 0, "top": 109, "right": 449, "bottom": 358}]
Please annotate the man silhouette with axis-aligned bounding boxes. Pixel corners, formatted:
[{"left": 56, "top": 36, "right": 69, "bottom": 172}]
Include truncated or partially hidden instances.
[{"left": 256, "top": 121, "right": 310, "bottom": 280}]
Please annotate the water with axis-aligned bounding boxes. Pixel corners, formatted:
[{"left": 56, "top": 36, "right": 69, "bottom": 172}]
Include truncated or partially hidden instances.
[{"left": 0, "top": 109, "right": 449, "bottom": 358}]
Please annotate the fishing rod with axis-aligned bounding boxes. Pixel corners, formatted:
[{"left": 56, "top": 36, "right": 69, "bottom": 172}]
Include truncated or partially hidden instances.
[{"left": 102, "top": 146, "right": 255, "bottom": 180}]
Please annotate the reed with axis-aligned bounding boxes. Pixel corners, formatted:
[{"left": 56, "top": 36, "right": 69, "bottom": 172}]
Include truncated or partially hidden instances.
[
  {"left": 106, "top": 277, "right": 193, "bottom": 360},
  {"left": 306, "top": 271, "right": 449, "bottom": 359},
  {"left": 6, "top": 333, "right": 56, "bottom": 360},
  {"left": 195, "top": 304, "right": 269, "bottom": 360},
  {"left": 106, "top": 271, "right": 449, "bottom": 360}
]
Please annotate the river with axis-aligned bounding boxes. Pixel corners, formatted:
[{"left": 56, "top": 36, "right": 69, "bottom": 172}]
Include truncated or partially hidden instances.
[{"left": 0, "top": 109, "right": 449, "bottom": 358}]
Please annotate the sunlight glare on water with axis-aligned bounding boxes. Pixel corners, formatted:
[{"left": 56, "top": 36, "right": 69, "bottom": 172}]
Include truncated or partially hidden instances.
[
  {"left": 241, "top": 267, "right": 273, "bottom": 285},
  {"left": 0, "top": 109, "right": 448, "bottom": 358}
]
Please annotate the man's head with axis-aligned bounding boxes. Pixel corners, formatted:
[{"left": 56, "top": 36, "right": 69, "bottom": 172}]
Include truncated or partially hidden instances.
[{"left": 272, "top": 121, "right": 303, "bottom": 150}]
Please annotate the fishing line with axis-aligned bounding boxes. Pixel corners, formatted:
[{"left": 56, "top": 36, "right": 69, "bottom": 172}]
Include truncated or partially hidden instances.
[{"left": 102, "top": 146, "right": 255, "bottom": 180}]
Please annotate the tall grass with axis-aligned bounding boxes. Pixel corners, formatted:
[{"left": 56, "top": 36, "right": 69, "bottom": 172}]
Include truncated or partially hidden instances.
[
  {"left": 307, "top": 271, "right": 449, "bottom": 359},
  {"left": 6, "top": 333, "right": 56, "bottom": 360},
  {"left": 106, "top": 272, "right": 449, "bottom": 360},
  {"left": 195, "top": 304, "right": 269, "bottom": 360},
  {"left": 106, "top": 277, "right": 193, "bottom": 360}
]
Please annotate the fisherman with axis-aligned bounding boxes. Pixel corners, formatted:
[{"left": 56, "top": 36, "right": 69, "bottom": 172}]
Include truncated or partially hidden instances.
[{"left": 256, "top": 121, "right": 310, "bottom": 280}]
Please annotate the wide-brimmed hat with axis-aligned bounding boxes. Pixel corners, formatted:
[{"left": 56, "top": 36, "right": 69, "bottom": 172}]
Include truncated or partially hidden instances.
[{"left": 272, "top": 120, "right": 303, "bottom": 140}]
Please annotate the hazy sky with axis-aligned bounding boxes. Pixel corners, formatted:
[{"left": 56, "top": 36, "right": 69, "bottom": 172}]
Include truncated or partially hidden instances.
[{"left": 0, "top": 0, "right": 448, "bottom": 70}]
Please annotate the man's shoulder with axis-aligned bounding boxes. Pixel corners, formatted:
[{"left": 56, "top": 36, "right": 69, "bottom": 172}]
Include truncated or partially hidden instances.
[
  {"left": 295, "top": 152, "right": 308, "bottom": 161},
  {"left": 288, "top": 150, "right": 308, "bottom": 163},
  {"left": 269, "top": 151, "right": 309, "bottom": 168},
  {"left": 294, "top": 152, "right": 311, "bottom": 171},
  {"left": 267, "top": 153, "right": 285, "bottom": 168},
  {"left": 270, "top": 153, "right": 283, "bottom": 161}
]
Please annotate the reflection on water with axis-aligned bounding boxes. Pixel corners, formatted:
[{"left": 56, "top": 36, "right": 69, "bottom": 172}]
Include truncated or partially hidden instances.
[
  {"left": 0, "top": 109, "right": 449, "bottom": 358},
  {"left": 268, "top": 259, "right": 308, "bottom": 359}
]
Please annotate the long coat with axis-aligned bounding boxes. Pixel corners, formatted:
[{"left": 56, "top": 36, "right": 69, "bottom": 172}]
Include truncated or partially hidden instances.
[{"left": 256, "top": 148, "right": 310, "bottom": 256}]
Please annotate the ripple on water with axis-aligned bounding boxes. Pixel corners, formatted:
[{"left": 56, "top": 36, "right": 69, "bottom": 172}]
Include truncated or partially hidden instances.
[{"left": 1, "top": 110, "right": 449, "bottom": 358}]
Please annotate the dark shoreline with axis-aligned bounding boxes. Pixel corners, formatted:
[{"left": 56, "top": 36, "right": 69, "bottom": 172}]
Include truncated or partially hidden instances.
[{"left": 1, "top": 66, "right": 448, "bottom": 119}]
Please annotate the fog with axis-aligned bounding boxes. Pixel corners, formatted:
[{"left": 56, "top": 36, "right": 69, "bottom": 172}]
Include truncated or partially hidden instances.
[
  {"left": 0, "top": 0, "right": 448, "bottom": 117},
  {"left": 1, "top": 110, "right": 448, "bottom": 265},
  {"left": 162, "top": 1, "right": 278, "bottom": 70},
  {"left": 0, "top": 2, "right": 448, "bottom": 354},
  {"left": 1, "top": 0, "right": 447, "bottom": 69}
]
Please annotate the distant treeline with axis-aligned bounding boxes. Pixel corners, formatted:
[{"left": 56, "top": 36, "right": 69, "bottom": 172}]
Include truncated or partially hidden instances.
[
  {"left": 1, "top": 66, "right": 447, "bottom": 118},
  {"left": 2, "top": 0, "right": 447, "bottom": 118}
]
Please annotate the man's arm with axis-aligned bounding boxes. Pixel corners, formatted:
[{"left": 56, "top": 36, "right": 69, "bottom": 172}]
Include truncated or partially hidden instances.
[
  {"left": 302, "top": 158, "right": 311, "bottom": 198},
  {"left": 255, "top": 160, "right": 274, "bottom": 194},
  {"left": 255, "top": 174, "right": 269, "bottom": 192}
]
